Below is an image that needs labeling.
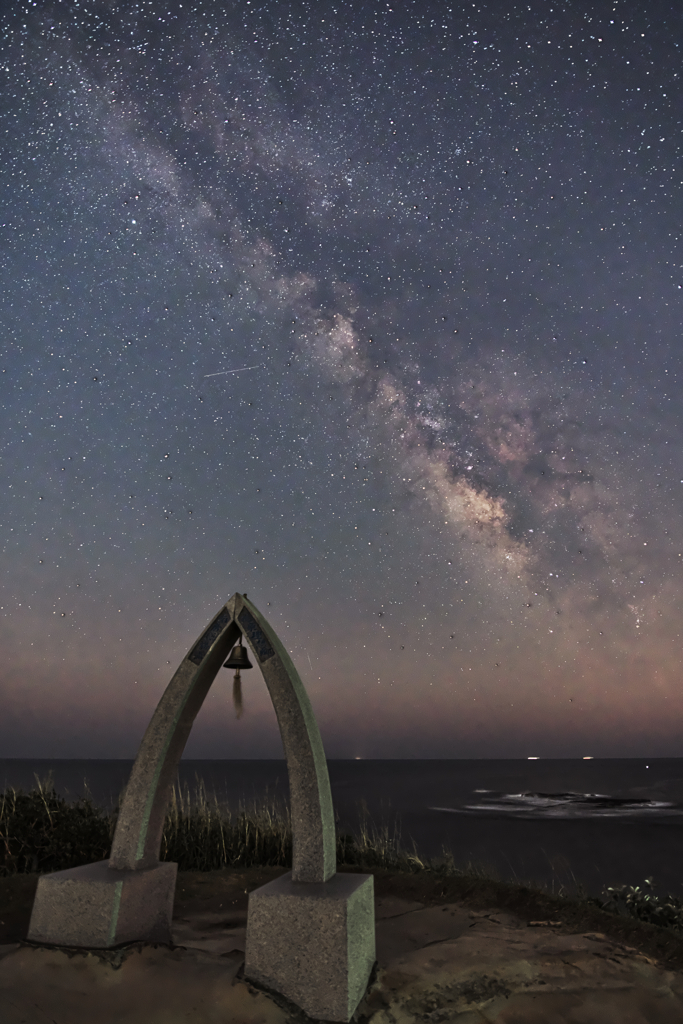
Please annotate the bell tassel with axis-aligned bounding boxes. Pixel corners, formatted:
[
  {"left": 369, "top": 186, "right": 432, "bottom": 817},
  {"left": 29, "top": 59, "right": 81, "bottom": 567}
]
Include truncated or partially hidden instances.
[{"left": 233, "top": 669, "right": 244, "bottom": 719}]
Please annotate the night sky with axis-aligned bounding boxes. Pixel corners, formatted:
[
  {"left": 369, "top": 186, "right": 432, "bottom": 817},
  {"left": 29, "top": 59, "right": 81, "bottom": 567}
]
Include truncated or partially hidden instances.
[{"left": 2, "top": 0, "right": 683, "bottom": 760}]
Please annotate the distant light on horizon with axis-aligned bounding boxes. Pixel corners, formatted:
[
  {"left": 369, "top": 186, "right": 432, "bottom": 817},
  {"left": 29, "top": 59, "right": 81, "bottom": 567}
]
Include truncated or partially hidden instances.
[
  {"left": 527, "top": 756, "right": 539, "bottom": 760},
  {"left": 583, "top": 756, "right": 594, "bottom": 760}
]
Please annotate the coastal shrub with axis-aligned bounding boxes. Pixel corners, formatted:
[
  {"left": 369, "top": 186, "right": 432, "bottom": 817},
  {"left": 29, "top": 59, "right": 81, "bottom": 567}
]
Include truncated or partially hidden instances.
[{"left": 597, "top": 877, "right": 683, "bottom": 934}]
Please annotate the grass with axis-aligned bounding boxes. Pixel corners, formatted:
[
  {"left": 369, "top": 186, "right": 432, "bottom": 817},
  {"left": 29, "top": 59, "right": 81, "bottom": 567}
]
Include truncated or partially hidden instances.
[
  {"left": 2, "top": 772, "right": 683, "bottom": 942},
  {"left": 0, "top": 772, "right": 435, "bottom": 876}
]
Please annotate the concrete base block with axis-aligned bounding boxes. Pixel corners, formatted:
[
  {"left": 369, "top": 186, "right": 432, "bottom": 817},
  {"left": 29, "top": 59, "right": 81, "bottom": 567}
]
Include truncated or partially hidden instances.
[
  {"left": 245, "top": 871, "right": 375, "bottom": 1023},
  {"left": 27, "top": 859, "right": 177, "bottom": 949}
]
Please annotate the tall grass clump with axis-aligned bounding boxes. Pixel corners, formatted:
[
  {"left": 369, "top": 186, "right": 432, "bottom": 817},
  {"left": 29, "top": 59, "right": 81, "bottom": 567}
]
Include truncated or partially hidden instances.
[
  {"left": 0, "top": 771, "right": 448, "bottom": 876},
  {"left": 338, "top": 798, "right": 445, "bottom": 874},
  {"left": 159, "top": 781, "right": 446, "bottom": 872},
  {"left": 0, "top": 774, "right": 458, "bottom": 877},
  {"left": 159, "top": 775, "right": 293, "bottom": 871},
  {"left": 0, "top": 773, "right": 112, "bottom": 876}
]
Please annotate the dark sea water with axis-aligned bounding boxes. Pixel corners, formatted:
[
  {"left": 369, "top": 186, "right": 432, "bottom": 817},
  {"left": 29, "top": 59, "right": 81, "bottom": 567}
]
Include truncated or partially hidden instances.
[{"left": 3, "top": 758, "right": 683, "bottom": 901}]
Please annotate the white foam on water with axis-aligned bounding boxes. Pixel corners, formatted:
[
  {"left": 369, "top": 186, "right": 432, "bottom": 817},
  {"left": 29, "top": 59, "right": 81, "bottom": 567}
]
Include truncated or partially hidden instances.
[{"left": 430, "top": 790, "right": 682, "bottom": 819}]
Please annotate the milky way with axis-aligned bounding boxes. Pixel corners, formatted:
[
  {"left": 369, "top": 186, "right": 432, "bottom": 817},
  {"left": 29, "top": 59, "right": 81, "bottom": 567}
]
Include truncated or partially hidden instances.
[{"left": 2, "top": 0, "right": 682, "bottom": 758}]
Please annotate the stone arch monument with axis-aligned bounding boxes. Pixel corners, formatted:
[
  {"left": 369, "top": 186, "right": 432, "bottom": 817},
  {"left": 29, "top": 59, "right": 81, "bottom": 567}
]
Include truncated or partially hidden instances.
[{"left": 27, "top": 593, "right": 376, "bottom": 1022}]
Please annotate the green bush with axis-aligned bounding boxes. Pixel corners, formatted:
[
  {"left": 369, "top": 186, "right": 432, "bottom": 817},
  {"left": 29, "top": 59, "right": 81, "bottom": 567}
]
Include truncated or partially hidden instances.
[{"left": 596, "top": 877, "right": 683, "bottom": 934}]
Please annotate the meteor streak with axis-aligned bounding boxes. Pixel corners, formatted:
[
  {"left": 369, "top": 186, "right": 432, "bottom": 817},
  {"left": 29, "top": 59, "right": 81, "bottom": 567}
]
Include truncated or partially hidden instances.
[{"left": 203, "top": 364, "right": 262, "bottom": 377}]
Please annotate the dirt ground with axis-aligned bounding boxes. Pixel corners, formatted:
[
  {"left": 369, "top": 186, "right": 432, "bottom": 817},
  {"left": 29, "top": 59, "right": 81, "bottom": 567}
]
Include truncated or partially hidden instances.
[
  {"left": 3, "top": 864, "right": 683, "bottom": 1023},
  {"left": 3, "top": 863, "right": 683, "bottom": 968}
]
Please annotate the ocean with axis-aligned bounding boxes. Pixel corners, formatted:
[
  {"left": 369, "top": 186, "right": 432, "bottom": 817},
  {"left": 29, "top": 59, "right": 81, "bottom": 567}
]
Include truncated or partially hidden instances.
[{"left": 2, "top": 758, "right": 683, "bottom": 901}]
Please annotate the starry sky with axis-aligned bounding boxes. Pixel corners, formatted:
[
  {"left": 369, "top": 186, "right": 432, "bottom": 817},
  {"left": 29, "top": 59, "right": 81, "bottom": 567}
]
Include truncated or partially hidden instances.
[{"left": 2, "top": 0, "right": 683, "bottom": 760}]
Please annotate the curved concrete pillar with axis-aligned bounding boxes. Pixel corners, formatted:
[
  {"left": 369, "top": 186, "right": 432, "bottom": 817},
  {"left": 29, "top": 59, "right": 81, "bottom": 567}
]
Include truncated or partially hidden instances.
[{"left": 109, "top": 592, "right": 336, "bottom": 883}]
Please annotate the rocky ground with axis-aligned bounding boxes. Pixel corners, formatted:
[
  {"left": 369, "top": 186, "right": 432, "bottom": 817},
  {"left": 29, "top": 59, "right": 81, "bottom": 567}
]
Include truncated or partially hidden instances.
[{"left": 2, "top": 865, "right": 683, "bottom": 1023}]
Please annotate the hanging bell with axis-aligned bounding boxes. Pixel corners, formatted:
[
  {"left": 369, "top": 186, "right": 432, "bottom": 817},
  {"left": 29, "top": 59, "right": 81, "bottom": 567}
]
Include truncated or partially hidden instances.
[
  {"left": 223, "top": 639, "right": 253, "bottom": 672},
  {"left": 224, "top": 638, "right": 252, "bottom": 720}
]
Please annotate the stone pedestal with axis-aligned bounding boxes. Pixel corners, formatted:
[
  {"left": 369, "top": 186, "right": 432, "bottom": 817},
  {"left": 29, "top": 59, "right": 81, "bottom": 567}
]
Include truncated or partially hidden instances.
[
  {"left": 27, "top": 859, "right": 177, "bottom": 948},
  {"left": 245, "top": 871, "right": 376, "bottom": 1023}
]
